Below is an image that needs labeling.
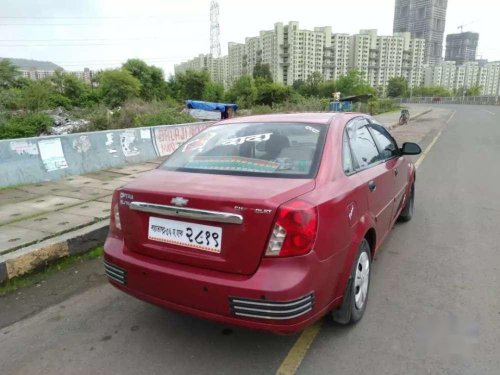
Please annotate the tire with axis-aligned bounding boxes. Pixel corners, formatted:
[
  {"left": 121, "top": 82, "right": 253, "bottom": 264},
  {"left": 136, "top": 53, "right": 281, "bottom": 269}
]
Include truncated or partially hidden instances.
[
  {"left": 332, "top": 239, "right": 371, "bottom": 325},
  {"left": 398, "top": 116, "right": 405, "bottom": 125},
  {"left": 398, "top": 184, "right": 414, "bottom": 222}
]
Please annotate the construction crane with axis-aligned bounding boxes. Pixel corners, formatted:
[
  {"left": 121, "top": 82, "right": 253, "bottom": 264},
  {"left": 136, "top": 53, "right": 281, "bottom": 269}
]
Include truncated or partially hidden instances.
[{"left": 457, "top": 22, "right": 474, "bottom": 33}]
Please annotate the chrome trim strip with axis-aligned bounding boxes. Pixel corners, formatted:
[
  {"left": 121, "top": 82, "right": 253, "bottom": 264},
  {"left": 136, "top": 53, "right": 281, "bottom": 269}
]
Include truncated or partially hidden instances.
[
  {"left": 130, "top": 201, "right": 243, "bottom": 225},
  {"left": 105, "top": 267, "right": 125, "bottom": 280},
  {"left": 234, "top": 307, "right": 313, "bottom": 320},
  {"left": 233, "top": 302, "right": 312, "bottom": 314},
  {"left": 230, "top": 295, "right": 312, "bottom": 308},
  {"left": 104, "top": 264, "right": 125, "bottom": 276},
  {"left": 106, "top": 273, "right": 126, "bottom": 285}
]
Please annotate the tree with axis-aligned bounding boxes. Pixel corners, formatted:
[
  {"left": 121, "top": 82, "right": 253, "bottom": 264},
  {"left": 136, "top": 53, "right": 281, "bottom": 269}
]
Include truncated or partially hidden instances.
[
  {"left": 318, "top": 80, "right": 337, "bottom": 99},
  {"left": 335, "top": 70, "right": 376, "bottom": 97},
  {"left": 49, "top": 70, "right": 87, "bottom": 106},
  {"left": 97, "top": 69, "right": 141, "bottom": 108},
  {"left": 301, "top": 71, "right": 324, "bottom": 97},
  {"left": 203, "top": 81, "right": 225, "bottom": 102},
  {"left": 412, "top": 85, "right": 452, "bottom": 97},
  {"left": 174, "top": 70, "right": 211, "bottom": 100},
  {"left": 21, "top": 80, "right": 53, "bottom": 111},
  {"left": 457, "top": 85, "right": 482, "bottom": 97},
  {"left": 226, "top": 74, "right": 257, "bottom": 108},
  {"left": 122, "top": 59, "right": 169, "bottom": 101},
  {"left": 387, "top": 77, "right": 409, "bottom": 98},
  {"left": 0, "top": 59, "right": 20, "bottom": 89},
  {"left": 253, "top": 62, "right": 273, "bottom": 82},
  {"left": 255, "top": 82, "right": 291, "bottom": 106},
  {"left": 292, "top": 79, "right": 306, "bottom": 91}
]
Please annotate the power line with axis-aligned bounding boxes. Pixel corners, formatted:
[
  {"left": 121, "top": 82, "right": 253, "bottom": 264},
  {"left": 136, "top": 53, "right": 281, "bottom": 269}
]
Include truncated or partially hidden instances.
[
  {"left": 0, "top": 16, "right": 179, "bottom": 19},
  {"left": 0, "top": 37, "right": 172, "bottom": 42}
]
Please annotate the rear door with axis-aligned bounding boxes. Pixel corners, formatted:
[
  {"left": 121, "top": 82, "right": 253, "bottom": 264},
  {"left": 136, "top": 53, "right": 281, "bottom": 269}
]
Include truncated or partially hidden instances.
[
  {"left": 368, "top": 120, "right": 408, "bottom": 221},
  {"left": 346, "top": 118, "right": 395, "bottom": 245}
]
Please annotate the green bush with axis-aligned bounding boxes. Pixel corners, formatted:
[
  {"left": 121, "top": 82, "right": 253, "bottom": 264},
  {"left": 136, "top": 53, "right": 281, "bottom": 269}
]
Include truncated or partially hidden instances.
[
  {"left": 250, "top": 105, "right": 273, "bottom": 115},
  {"left": 0, "top": 113, "right": 53, "bottom": 139},
  {"left": 134, "top": 109, "right": 196, "bottom": 127},
  {"left": 367, "top": 98, "right": 398, "bottom": 115},
  {"left": 0, "top": 88, "right": 23, "bottom": 110}
]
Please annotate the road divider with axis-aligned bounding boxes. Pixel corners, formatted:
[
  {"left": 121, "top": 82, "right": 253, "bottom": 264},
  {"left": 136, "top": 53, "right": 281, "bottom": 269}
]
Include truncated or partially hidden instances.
[{"left": 0, "top": 122, "right": 214, "bottom": 189}]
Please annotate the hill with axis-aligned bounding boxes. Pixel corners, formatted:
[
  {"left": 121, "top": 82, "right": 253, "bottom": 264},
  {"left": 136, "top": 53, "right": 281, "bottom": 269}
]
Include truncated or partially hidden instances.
[{"left": 0, "top": 57, "right": 62, "bottom": 71}]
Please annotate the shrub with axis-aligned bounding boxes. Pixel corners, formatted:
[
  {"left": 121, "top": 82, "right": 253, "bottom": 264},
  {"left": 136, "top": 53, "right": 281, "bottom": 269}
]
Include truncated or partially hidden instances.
[
  {"left": 250, "top": 105, "right": 273, "bottom": 115},
  {"left": 0, "top": 113, "right": 53, "bottom": 139},
  {"left": 134, "top": 109, "right": 196, "bottom": 127}
]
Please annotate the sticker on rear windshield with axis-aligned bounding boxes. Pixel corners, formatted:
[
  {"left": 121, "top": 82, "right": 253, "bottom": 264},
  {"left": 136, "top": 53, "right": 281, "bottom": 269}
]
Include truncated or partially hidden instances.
[
  {"left": 181, "top": 132, "right": 216, "bottom": 153},
  {"left": 305, "top": 126, "right": 320, "bottom": 134},
  {"left": 222, "top": 133, "right": 272, "bottom": 146}
]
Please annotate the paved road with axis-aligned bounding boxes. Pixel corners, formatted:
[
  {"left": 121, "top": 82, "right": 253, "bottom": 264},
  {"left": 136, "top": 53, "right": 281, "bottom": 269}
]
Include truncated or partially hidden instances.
[{"left": 1, "top": 105, "right": 499, "bottom": 374}]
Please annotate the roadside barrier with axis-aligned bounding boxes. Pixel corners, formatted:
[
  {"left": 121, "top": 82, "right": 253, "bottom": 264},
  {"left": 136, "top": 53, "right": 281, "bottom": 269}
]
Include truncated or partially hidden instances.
[
  {"left": 0, "top": 122, "right": 214, "bottom": 188},
  {"left": 396, "top": 96, "right": 500, "bottom": 106}
]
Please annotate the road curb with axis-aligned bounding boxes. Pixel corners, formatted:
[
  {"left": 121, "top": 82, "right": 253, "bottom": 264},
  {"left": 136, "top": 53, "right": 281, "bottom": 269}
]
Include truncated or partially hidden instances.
[
  {"left": 0, "top": 221, "right": 108, "bottom": 284},
  {"left": 386, "top": 109, "right": 433, "bottom": 130}
]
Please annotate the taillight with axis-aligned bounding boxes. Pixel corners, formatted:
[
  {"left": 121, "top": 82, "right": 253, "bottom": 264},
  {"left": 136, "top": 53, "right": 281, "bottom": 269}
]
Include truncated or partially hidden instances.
[
  {"left": 109, "top": 190, "right": 122, "bottom": 235},
  {"left": 113, "top": 203, "right": 121, "bottom": 230},
  {"left": 265, "top": 200, "right": 318, "bottom": 257}
]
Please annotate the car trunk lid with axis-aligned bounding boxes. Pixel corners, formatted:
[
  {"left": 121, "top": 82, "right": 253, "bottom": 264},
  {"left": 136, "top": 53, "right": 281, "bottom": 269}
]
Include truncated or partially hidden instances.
[{"left": 118, "top": 169, "right": 315, "bottom": 275}]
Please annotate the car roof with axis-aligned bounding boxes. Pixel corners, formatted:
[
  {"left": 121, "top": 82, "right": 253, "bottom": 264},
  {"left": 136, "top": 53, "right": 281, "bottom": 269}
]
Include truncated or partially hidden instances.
[{"left": 216, "top": 112, "right": 367, "bottom": 126}]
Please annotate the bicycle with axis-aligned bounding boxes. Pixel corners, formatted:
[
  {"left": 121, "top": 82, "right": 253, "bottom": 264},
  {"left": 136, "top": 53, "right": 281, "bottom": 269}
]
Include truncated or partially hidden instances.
[{"left": 399, "top": 109, "right": 410, "bottom": 125}]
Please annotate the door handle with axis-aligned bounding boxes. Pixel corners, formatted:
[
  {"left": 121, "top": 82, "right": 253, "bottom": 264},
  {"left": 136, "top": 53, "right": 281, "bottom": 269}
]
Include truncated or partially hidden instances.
[
  {"left": 368, "top": 180, "right": 376, "bottom": 192},
  {"left": 394, "top": 168, "right": 399, "bottom": 176}
]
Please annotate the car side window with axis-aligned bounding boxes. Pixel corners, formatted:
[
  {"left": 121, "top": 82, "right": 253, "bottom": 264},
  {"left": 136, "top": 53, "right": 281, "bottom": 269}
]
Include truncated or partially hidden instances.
[
  {"left": 346, "top": 118, "right": 380, "bottom": 170},
  {"left": 369, "top": 122, "right": 399, "bottom": 160},
  {"left": 342, "top": 129, "right": 355, "bottom": 174}
]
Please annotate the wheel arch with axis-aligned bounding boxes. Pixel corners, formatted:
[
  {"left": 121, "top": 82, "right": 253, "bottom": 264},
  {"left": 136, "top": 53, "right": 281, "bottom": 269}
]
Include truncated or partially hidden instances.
[{"left": 364, "top": 227, "right": 376, "bottom": 259}]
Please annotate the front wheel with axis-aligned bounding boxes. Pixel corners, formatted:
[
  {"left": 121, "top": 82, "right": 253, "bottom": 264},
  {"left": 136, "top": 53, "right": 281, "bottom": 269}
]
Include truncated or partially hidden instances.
[{"left": 332, "top": 239, "right": 371, "bottom": 325}]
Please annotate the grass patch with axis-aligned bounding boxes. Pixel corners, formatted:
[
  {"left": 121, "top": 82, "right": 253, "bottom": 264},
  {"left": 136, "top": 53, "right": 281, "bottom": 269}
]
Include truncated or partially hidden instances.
[{"left": 0, "top": 246, "right": 104, "bottom": 296}]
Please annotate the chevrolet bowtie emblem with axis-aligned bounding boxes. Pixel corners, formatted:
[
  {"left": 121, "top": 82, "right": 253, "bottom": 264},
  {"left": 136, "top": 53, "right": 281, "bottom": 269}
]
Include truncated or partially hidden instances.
[{"left": 171, "top": 197, "right": 189, "bottom": 207}]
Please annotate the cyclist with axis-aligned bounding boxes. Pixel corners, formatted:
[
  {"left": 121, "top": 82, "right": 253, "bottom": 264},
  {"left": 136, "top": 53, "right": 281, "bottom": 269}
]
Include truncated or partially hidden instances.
[{"left": 399, "top": 109, "right": 410, "bottom": 125}]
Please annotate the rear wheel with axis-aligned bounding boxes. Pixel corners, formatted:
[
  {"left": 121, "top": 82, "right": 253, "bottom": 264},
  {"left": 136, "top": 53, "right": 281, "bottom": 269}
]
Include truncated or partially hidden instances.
[
  {"left": 332, "top": 239, "right": 371, "bottom": 325},
  {"left": 398, "top": 184, "right": 414, "bottom": 222}
]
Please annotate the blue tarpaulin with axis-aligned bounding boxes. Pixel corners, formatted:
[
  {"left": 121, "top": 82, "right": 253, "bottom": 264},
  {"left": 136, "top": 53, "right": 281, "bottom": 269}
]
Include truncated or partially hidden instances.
[{"left": 185, "top": 100, "right": 238, "bottom": 113}]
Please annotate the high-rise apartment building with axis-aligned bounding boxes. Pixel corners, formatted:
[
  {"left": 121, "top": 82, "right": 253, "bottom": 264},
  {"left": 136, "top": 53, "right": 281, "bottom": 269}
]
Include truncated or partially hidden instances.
[
  {"left": 177, "top": 22, "right": 426, "bottom": 93},
  {"left": 393, "top": 0, "right": 448, "bottom": 64},
  {"left": 478, "top": 61, "right": 500, "bottom": 96},
  {"left": 445, "top": 32, "right": 479, "bottom": 64},
  {"left": 350, "top": 30, "right": 426, "bottom": 93},
  {"left": 174, "top": 54, "right": 228, "bottom": 87},
  {"left": 424, "top": 60, "right": 500, "bottom": 96}
]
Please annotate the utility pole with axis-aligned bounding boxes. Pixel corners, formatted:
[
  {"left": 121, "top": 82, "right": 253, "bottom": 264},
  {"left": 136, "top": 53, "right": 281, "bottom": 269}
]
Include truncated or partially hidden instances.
[{"left": 210, "top": 1, "right": 221, "bottom": 58}]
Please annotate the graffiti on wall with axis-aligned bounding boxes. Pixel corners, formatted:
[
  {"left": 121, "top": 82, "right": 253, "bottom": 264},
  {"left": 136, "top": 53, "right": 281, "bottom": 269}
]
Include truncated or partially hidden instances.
[{"left": 152, "top": 123, "right": 212, "bottom": 157}]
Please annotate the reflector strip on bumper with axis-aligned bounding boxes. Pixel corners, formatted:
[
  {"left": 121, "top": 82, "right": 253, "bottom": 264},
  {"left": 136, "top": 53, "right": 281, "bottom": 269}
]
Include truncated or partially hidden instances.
[
  {"left": 229, "top": 293, "right": 314, "bottom": 320},
  {"left": 104, "top": 260, "right": 127, "bottom": 285}
]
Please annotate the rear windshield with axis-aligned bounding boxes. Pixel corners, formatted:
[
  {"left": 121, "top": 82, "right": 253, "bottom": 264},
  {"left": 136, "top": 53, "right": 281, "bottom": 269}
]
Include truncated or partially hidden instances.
[{"left": 160, "top": 122, "right": 327, "bottom": 178}]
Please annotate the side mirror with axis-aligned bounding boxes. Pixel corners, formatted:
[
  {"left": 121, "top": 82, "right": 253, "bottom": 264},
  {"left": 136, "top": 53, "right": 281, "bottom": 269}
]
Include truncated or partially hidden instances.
[{"left": 401, "top": 142, "right": 422, "bottom": 155}]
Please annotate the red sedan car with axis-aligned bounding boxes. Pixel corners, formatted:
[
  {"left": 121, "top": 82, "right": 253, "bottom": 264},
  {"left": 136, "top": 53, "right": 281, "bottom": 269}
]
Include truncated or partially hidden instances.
[{"left": 104, "top": 113, "right": 421, "bottom": 334}]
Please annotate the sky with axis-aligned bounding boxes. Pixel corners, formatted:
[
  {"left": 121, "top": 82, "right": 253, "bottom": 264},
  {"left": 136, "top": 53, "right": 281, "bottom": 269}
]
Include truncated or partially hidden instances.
[{"left": 0, "top": 0, "right": 498, "bottom": 77}]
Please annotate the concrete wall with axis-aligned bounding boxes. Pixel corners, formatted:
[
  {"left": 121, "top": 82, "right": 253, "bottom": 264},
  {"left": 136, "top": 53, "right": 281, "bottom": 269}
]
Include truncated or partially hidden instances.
[{"left": 0, "top": 122, "right": 214, "bottom": 188}]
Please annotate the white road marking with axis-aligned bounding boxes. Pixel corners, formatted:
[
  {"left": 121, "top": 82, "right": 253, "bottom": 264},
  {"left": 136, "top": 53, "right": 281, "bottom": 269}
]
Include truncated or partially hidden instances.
[
  {"left": 276, "top": 108, "right": 455, "bottom": 374},
  {"left": 415, "top": 110, "right": 455, "bottom": 170},
  {"left": 481, "top": 109, "right": 496, "bottom": 116}
]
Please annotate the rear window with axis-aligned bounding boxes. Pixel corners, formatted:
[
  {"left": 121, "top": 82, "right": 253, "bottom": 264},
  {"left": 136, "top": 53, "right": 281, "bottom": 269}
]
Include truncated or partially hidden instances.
[{"left": 160, "top": 122, "right": 327, "bottom": 178}]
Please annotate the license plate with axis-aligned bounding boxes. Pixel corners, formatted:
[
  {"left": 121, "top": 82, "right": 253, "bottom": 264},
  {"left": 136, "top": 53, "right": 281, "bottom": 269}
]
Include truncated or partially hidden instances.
[{"left": 148, "top": 216, "right": 222, "bottom": 253}]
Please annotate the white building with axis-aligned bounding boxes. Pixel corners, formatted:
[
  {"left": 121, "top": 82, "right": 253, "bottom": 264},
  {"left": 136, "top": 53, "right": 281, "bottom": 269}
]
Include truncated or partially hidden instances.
[
  {"left": 174, "top": 54, "right": 228, "bottom": 87},
  {"left": 423, "top": 60, "right": 500, "bottom": 96},
  {"left": 20, "top": 67, "right": 95, "bottom": 83},
  {"left": 479, "top": 62, "right": 500, "bottom": 96},
  {"left": 20, "top": 69, "right": 55, "bottom": 80},
  {"left": 177, "top": 22, "right": 427, "bottom": 93}
]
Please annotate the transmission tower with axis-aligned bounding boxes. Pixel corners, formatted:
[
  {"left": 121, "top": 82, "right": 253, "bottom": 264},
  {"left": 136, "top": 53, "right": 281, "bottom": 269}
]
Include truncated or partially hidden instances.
[{"left": 210, "top": 0, "right": 221, "bottom": 58}]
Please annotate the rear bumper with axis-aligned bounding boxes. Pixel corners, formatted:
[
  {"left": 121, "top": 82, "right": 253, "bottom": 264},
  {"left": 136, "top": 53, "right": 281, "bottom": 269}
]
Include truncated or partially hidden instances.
[{"left": 104, "top": 236, "right": 342, "bottom": 334}]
